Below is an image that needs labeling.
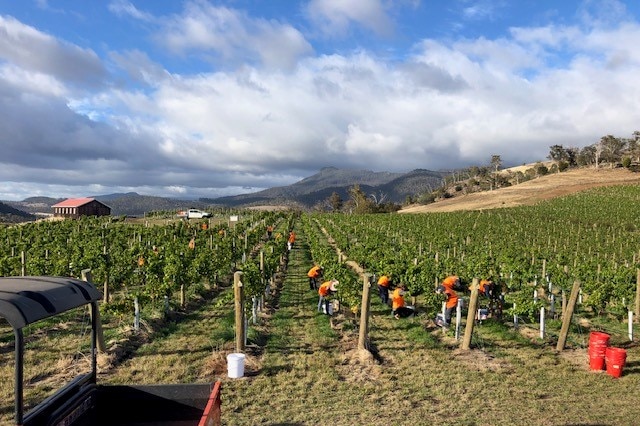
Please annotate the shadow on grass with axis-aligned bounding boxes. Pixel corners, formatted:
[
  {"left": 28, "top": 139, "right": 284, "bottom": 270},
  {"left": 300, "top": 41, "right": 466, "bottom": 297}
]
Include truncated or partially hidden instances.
[
  {"left": 621, "top": 359, "right": 640, "bottom": 375},
  {"left": 261, "top": 362, "right": 294, "bottom": 377}
]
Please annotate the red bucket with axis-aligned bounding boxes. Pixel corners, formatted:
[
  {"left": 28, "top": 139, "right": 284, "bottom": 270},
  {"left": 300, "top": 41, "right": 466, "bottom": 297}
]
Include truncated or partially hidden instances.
[
  {"left": 605, "top": 347, "right": 627, "bottom": 378},
  {"left": 588, "top": 347, "right": 606, "bottom": 371},
  {"left": 588, "top": 352, "right": 605, "bottom": 370},
  {"left": 588, "top": 331, "right": 610, "bottom": 371},
  {"left": 589, "top": 331, "right": 610, "bottom": 347}
]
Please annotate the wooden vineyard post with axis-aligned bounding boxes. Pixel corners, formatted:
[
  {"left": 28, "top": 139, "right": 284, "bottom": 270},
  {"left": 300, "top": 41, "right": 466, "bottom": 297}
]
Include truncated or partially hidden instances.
[
  {"left": 635, "top": 269, "right": 640, "bottom": 323},
  {"left": 103, "top": 245, "right": 110, "bottom": 303},
  {"left": 81, "top": 269, "right": 106, "bottom": 353},
  {"left": 21, "top": 251, "right": 26, "bottom": 276},
  {"left": 461, "top": 278, "right": 479, "bottom": 350},
  {"left": 134, "top": 298, "right": 140, "bottom": 331},
  {"left": 556, "top": 280, "right": 581, "bottom": 351},
  {"left": 358, "top": 274, "right": 372, "bottom": 351},
  {"left": 259, "top": 251, "right": 265, "bottom": 311},
  {"left": 234, "top": 271, "right": 245, "bottom": 353}
]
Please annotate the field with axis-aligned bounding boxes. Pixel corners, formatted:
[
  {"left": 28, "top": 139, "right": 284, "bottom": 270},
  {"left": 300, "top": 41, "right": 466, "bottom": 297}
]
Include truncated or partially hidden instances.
[{"left": 2, "top": 167, "right": 640, "bottom": 425}]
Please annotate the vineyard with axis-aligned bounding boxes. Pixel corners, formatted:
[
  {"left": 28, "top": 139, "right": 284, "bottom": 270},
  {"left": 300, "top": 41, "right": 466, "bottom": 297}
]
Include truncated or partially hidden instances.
[
  {"left": 2, "top": 185, "right": 640, "bottom": 424},
  {"left": 311, "top": 185, "right": 640, "bottom": 323},
  {"left": 0, "top": 211, "right": 291, "bottom": 315}
]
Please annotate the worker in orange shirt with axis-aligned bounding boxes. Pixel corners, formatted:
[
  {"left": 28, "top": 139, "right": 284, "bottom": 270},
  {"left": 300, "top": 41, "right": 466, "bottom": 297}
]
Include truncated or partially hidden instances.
[
  {"left": 391, "top": 284, "right": 415, "bottom": 319},
  {"left": 318, "top": 279, "right": 339, "bottom": 314},
  {"left": 478, "top": 278, "right": 503, "bottom": 319},
  {"left": 479, "top": 279, "right": 494, "bottom": 298},
  {"left": 437, "top": 276, "right": 460, "bottom": 327},
  {"left": 442, "top": 275, "right": 462, "bottom": 291},
  {"left": 287, "top": 230, "right": 296, "bottom": 251},
  {"left": 377, "top": 274, "right": 391, "bottom": 305},
  {"left": 307, "top": 265, "right": 324, "bottom": 290}
]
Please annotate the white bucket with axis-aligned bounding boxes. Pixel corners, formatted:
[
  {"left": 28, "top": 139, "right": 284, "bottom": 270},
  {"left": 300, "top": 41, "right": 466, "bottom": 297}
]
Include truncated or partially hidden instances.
[
  {"left": 322, "top": 302, "right": 334, "bottom": 315},
  {"left": 227, "top": 353, "right": 245, "bottom": 378}
]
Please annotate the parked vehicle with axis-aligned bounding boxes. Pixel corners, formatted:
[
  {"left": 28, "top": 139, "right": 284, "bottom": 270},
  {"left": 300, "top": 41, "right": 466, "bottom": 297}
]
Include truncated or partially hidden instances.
[
  {"left": 0, "top": 276, "right": 222, "bottom": 426},
  {"left": 177, "top": 209, "right": 212, "bottom": 219}
]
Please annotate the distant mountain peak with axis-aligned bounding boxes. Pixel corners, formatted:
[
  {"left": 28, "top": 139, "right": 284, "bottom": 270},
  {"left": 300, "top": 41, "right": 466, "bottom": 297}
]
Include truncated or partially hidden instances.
[{"left": 203, "top": 167, "right": 446, "bottom": 208}]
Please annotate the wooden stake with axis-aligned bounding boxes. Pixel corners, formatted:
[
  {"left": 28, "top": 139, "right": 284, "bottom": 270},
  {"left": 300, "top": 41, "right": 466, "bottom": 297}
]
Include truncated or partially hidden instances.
[
  {"left": 234, "top": 271, "right": 245, "bottom": 353},
  {"left": 461, "top": 278, "right": 479, "bottom": 350},
  {"left": 556, "top": 280, "right": 581, "bottom": 351},
  {"left": 103, "top": 245, "right": 110, "bottom": 303},
  {"left": 358, "top": 274, "right": 372, "bottom": 351},
  {"left": 635, "top": 269, "right": 640, "bottom": 323},
  {"left": 81, "top": 269, "right": 106, "bottom": 353}
]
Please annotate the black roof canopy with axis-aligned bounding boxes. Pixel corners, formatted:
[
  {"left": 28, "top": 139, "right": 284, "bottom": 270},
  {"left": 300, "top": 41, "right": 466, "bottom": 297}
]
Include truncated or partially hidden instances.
[{"left": 0, "top": 276, "right": 102, "bottom": 329}]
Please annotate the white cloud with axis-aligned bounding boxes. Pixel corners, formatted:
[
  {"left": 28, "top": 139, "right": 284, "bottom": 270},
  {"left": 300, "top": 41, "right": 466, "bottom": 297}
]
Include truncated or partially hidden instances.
[
  {"left": 461, "top": 0, "right": 504, "bottom": 21},
  {"left": 157, "top": 1, "right": 312, "bottom": 70},
  {"left": 306, "top": 0, "right": 394, "bottom": 37},
  {"left": 0, "top": 16, "right": 106, "bottom": 89},
  {"left": 108, "top": 0, "right": 155, "bottom": 22}
]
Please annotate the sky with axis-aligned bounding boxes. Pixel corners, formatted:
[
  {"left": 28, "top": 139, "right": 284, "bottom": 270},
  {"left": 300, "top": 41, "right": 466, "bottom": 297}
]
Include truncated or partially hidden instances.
[{"left": 1, "top": 0, "right": 640, "bottom": 201}]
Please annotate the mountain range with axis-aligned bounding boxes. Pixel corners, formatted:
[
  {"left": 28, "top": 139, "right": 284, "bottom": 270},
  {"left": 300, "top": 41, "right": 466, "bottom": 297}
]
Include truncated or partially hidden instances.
[
  {"left": 202, "top": 167, "right": 446, "bottom": 208},
  {"left": 0, "top": 167, "right": 447, "bottom": 220}
]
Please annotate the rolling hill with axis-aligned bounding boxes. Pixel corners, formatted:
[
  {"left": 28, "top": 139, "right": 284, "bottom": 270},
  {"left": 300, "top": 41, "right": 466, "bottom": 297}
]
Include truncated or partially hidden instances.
[
  {"left": 399, "top": 166, "right": 640, "bottom": 213},
  {"left": 0, "top": 201, "right": 36, "bottom": 223},
  {"left": 1, "top": 167, "right": 448, "bottom": 219},
  {"left": 4, "top": 165, "right": 639, "bottom": 221},
  {"left": 202, "top": 167, "right": 447, "bottom": 207}
]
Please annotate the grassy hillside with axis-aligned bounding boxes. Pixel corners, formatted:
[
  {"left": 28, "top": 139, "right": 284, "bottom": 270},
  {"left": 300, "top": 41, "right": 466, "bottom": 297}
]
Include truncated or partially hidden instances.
[
  {"left": 401, "top": 166, "right": 640, "bottom": 213},
  {"left": 0, "top": 201, "right": 35, "bottom": 223}
]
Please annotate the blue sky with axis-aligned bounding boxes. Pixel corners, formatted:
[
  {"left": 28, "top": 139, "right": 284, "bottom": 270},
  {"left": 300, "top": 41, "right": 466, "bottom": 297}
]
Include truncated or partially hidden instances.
[{"left": 1, "top": 0, "right": 640, "bottom": 201}]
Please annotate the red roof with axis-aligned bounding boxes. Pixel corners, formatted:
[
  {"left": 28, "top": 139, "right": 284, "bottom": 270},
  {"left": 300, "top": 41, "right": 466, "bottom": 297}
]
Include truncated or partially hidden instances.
[{"left": 52, "top": 198, "right": 95, "bottom": 208}]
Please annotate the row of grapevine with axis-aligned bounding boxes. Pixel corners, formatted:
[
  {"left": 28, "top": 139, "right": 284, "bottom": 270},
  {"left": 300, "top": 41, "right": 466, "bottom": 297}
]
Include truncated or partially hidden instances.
[
  {"left": 0, "top": 211, "right": 290, "bottom": 316},
  {"left": 308, "top": 185, "right": 640, "bottom": 320},
  {"left": 300, "top": 216, "right": 362, "bottom": 312}
]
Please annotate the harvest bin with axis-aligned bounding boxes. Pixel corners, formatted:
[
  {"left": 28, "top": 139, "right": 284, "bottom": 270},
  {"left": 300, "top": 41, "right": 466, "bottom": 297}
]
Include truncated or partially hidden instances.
[{"left": 0, "top": 276, "right": 221, "bottom": 426}]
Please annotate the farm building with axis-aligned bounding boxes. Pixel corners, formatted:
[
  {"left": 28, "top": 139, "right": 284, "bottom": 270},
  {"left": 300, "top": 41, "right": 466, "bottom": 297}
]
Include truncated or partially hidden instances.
[{"left": 51, "top": 198, "right": 111, "bottom": 219}]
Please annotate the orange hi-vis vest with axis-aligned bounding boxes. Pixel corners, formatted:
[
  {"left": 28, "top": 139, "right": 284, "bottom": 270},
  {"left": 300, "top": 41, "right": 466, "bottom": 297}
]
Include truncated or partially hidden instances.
[
  {"left": 308, "top": 266, "right": 322, "bottom": 278},
  {"left": 391, "top": 288, "right": 405, "bottom": 310},
  {"left": 288, "top": 232, "right": 296, "bottom": 243},
  {"left": 378, "top": 275, "right": 390, "bottom": 287},
  {"left": 444, "top": 287, "right": 458, "bottom": 309},
  {"left": 318, "top": 281, "right": 333, "bottom": 297},
  {"left": 479, "top": 279, "right": 492, "bottom": 294},
  {"left": 442, "top": 275, "right": 460, "bottom": 290}
]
